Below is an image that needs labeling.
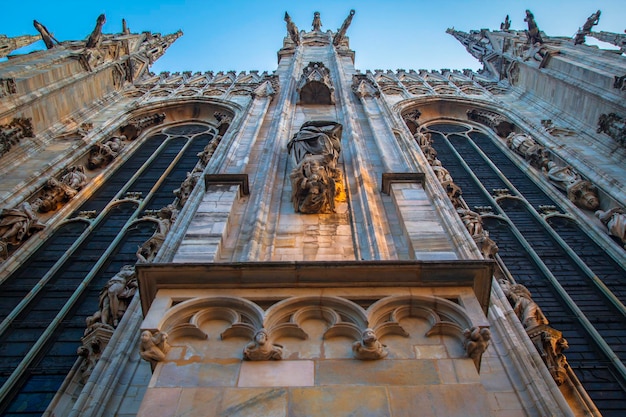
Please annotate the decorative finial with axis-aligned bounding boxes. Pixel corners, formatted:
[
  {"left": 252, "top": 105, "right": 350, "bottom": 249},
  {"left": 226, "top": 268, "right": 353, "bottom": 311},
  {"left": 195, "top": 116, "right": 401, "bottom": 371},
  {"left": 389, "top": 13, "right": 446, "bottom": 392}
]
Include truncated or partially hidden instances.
[{"left": 312, "top": 11, "right": 322, "bottom": 31}]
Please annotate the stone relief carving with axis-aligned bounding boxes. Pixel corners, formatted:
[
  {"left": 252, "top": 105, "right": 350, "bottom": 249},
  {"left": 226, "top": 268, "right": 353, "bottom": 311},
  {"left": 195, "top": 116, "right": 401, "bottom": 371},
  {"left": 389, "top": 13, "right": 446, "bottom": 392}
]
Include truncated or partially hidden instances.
[
  {"left": 88, "top": 136, "right": 126, "bottom": 169},
  {"left": 595, "top": 208, "right": 626, "bottom": 249},
  {"left": 120, "top": 113, "right": 166, "bottom": 140},
  {"left": 597, "top": 113, "right": 626, "bottom": 147},
  {"left": 197, "top": 135, "right": 222, "bottom": 166},
  {"left": 506, "top": 132, "right": 550, "bottom": 170},
  {"left": 544, "top": 162, "right": 599, "bottom": 210},
  {"left": 174, "top": 169, "right": 201, "bottom": 208},
  {"left": 287, "top": 121, "right": 343, "bottom": 214},
  {"left": 297, "top": 62, "right": 335, "bottom": 104},
  {"left": 60, "top": 165, "right": 88, "bottom": 191},
  {"left": 86, "top": 265, "right": 138, "bottom": 330},
  {"left": 284, "top": 12, "right": 300, "bottom": 46},
  {"left": 136, "top": 205, "right": 178, "bottom": 263},
  {"left": 0, "top": 117, "right": 34, "bottom": 158},
  {"left": 0, "top": 202, "right": 46, "bottom": 261},
  {"left": 139, "top": 330, "right": 170, "bottom": 368},
  {"left": 243, "top": 329, "right": 284, "bottom": 361},
  {"left": 31, "top": 178, "right": 78, "bottom": 213},
  {"left": 333, "top": 9, "right": 355, "bottom": 46},
  {"left": 573, "top": 10, "right": 601, "bottom": 45},
  {"left": 352, "top": 328, "right": 388, "bottom": 360},
  {"left": 463, "top": 326, "right": 491, "bottom": 370},
  {"left": 466, "top": 109, "right": 515, "bottom": 137}
]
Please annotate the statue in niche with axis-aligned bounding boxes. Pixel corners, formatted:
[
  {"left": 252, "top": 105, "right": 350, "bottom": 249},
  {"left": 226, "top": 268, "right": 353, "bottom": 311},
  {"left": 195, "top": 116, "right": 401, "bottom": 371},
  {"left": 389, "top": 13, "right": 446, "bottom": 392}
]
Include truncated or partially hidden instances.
[
  {"left": 595, "top": 208, "right": 626, "bottom": 248},
  {"left": 544, "top": 162, "right": 599, "bottom": 210},
  {"left": 0, "top": 202, "right": 45, "bottom": 259},
  {"left": 333, "top": 9, "right": 355, "bottom": 46},
  {"left": 60, "top": 165, "right": 88, "bottom": 191},
  {"left": 88, "top": 265, "right": 137, "bottom": 329},
  {"left": 463, "top": 326, "right": 491, "bottom": 370},
  {"left": 524, "top": 10, "right": 543, "bottom": 45},
  {"left": 136, "top": 205, "right": 178, "bottom": 263},
  {"left": 287, "top": 121, "right": 343, "bottom": 214},
  {"left": 352, "top": 328, "right": 388, "bottom": 360},
  {"left": 312, "top": 11, "right": 322, "bottom": 31},
  {"left": 88, "top": 136, "right": 125, "bottom": 170},
  {"left": 284, "top": 12, "right": 300, "bottom": 45},
  {"left": 243, "top": 329, "right": 283, "bottom": 361},
  {"left": 502, "top": 282, "right": 548, "bottom": 330},
  {"left": 574, "top": 10, "right": 601, "bottom": 45},
  {"left": 33, "top": 20, "right": 59, "bottom": 49},
  {"left": 85, "top": 14, "right": 106, "bottom": 48},
  {"left": 32, "top": 178, "right": 78, "bottom": 213},
  {"left": 139, "top": 330, "right": 170, "bottom": 367}
]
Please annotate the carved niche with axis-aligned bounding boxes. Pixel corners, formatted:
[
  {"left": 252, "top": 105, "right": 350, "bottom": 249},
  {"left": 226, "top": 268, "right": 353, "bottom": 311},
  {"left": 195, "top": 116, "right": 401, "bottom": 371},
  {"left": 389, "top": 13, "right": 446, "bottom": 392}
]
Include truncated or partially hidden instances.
[
  {"left": 287, "top": 121, "right": 343, "bottom": 214},
  {"left": 297, "top": 62, "right": 335, "bottom": 104}
]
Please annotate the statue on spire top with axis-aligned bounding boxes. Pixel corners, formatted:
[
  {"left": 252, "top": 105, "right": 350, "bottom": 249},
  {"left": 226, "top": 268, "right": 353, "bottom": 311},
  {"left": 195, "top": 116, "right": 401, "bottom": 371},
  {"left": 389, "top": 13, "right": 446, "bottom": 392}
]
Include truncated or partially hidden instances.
[{"left": 312, "top": 12, "right": 322, "bottom": 31}]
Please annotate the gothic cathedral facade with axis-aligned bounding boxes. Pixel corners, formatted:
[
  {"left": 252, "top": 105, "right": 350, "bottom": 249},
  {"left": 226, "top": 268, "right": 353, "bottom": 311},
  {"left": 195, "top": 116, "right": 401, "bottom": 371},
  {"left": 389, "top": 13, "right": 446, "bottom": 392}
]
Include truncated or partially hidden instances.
[{"left": 0, "top": 9, "right": 625, "bottom": 417}]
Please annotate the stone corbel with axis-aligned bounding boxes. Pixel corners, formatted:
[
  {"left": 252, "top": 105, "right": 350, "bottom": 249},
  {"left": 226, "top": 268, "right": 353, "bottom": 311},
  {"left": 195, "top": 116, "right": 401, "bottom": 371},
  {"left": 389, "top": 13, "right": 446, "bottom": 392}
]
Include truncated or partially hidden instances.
[
  {"left": 204, "top": 174, "right": 250, "bottom": 197},
  {"left": 139, "top": 330, "right": 170, "bottom": 370},
  {"left": 597, "top": 112, "right": 626, "bottom": 147},
  {"left": 381, "top": 173, "right": 425, "bottom": 195},
  {"left": 463, "top": 326, "right": 491, "bottom": 371}
]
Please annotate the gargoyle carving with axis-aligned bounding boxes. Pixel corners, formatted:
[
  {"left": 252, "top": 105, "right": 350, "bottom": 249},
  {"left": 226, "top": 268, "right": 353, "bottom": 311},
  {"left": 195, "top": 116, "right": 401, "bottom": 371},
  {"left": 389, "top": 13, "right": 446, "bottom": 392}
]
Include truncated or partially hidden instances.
[
  {"left": 32, "top": 178, "right": 78, "bottom": 213},
  {"left": 139, "top": 330, "right": 170, "bottom": 368},
  {"left": 463, "top": 326, "right": 491, "bottom": 370},
  {"left": 352, "top": 328, "right": 388, "bottom": 360},
  {"left": 88, "top": 136, "right": 125, "bottom": 169},
  {"left": 544, "top": 162, "right": 599, "bottom": 210}
]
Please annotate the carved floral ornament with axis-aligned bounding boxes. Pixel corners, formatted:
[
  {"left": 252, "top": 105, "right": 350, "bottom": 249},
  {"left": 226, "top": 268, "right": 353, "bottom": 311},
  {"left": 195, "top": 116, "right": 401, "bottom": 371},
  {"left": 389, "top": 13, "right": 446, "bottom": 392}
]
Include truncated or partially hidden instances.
[{"left": 141, "top": 294, "right": 489, "bottom": 367}]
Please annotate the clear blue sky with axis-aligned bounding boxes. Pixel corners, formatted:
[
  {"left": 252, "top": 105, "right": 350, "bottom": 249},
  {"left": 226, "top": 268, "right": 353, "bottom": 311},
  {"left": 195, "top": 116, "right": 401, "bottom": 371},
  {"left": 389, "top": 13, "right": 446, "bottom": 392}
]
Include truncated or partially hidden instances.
[{"left": 1, "top": 1, "right": 624, "bottom": 74}]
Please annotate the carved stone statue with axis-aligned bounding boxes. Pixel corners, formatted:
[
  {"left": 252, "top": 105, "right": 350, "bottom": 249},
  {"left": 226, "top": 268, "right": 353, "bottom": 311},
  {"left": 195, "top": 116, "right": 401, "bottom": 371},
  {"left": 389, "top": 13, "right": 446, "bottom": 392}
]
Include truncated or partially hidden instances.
[
  {"left": 32, "top": 178, "right": 78, "bottom": 213},
  {"left": 506, "top": 133, "right": 550, "bottom": 169},
  {"left": 174, "top": 169, "right": 201, "bottom": 208},
  {"left": 60, "top": 165, "right": 88, "bottom": 191},
  {"left": 1, "top": 117, "right": 34, "bottom": 158},
  {"left": 197, "top": 135, "right": 222, "bottom": 166},
  {"left": 0, "top": 202, "right": 45, "bottom": 259},
  {"left": 463, "top": 326, "right": 491, "bottom": 370},
  {"left": 595, "top": 208, "right": 626, "bottom": 248},
  {"left": 297, "top": 62, "right": 335, "bottom": 104},
  {"left": 524, "top": 10, "right": 543, "bottom": 44},
  {"left": 136, "top": 205, "right": 178, "bottom": 263},
  {"left": 544, "top": 162, "right": 599, "bottom": 210},
  {"left": 352, "top": 328, "right": 388, "bottom": 360},
  {"left": 287, "top": 121, "right": 343, "bottom": 214},
  {"left": 139, "top": 330, "right": 170, "bottom": 368},
  {"left": 85, "top": 14, "right": 106, "bottom": 48},
  {"left": 284, "top": 12, "right": 300, "bottom": 45},
  {"left": 88, "top": 265, "right": 137, "bottom": 329},
  {"left": 290, "top": 156, "right": 336, "bottom": 214},
  {"left": 333, "top": 9, "right": 355, "bottom": 46},
  {"left": 88, "top": 136, "right": 125, "bottom": 169},
  {"left": 457, "top": 208, "right": 484, "bottom": 237},
  {"left": 312, "top": 11, "right": 322, "bottom": 32},
  {"left": 538, "top": 329, "right": 569, "bottom": 386},
  {"left": 243, "top": 329, "right": 283, "bottom": 361},
  {"left": 503, "top": 282, "right": 548, "bottom": 329},
  {"left": 33, "top": 20, "right": 59, "bottom": 49}
]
